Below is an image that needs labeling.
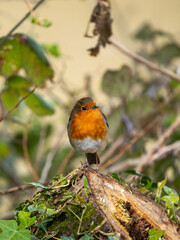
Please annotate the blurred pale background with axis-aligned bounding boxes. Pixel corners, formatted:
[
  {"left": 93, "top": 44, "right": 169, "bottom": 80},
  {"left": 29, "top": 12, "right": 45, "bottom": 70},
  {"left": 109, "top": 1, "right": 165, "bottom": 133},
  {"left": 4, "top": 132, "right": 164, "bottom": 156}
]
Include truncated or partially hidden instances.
[{"left": 0, "top": 0, "right": 180, "bottom": 98}]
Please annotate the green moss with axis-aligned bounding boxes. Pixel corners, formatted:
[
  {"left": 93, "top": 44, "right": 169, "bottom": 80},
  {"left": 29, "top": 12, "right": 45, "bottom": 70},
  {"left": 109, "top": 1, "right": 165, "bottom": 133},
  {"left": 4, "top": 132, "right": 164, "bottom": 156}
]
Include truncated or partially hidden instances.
[{"left": 15, "top": 171, "right": 105, "bottom": 239}]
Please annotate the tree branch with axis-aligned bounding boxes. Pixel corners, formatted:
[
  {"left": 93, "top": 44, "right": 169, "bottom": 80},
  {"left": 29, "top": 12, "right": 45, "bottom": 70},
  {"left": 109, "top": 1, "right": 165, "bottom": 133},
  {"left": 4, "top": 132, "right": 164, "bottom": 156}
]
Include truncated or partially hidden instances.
[
  {"left": 108, "top": 140, "right": 180, "bottom": 173},
  {"left": 109, "top": 38, "right": 180, "bottom": 82},
  {"left": 0, "top": 184, "right": 35, "bottom": 196},
  {"left": 0, "top": 0, "right": 45, "bottom": 47},
  {"left": 136, "top": 114, "right": 180, "bottom": 172},
  {"left": 100, "top": 117, "right": 159, "bottom": 171}
]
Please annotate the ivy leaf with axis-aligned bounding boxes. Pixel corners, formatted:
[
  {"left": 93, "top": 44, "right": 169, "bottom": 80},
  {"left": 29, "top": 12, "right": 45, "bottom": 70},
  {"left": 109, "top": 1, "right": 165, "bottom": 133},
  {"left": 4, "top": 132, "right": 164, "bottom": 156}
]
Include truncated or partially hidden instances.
[
  {"left": 111, "top": 173, "right": 120, "bottom": 182},
  {"left": 15, "top": 33, "right": 53, "bottom": 86},
  {"left": 0, "top": 36, "right": 21, "bottom": 76},
  {"left": 163, "top": 186, "right": 179, "bottom": 196},
  {"left": 108, "top": 234, "right": 119, "bottom": 240},
  {"left": 25, "top": 182, "right": 49, "bottom": 189},
  {"left": 61, "top": 234, "right": 75, "bottom": 240},
  {"left": 79, "top": 233, "right": 94, "bottom": 240},
  {"left": 1, "top": 87, "right": 20, "bottom": 110},
  {"left": 83, "top": 176, "right": 90, "bottom": 199},
  {"left": 20, "top": 89, "right": 54, "bottom": 116},
  {"left": 41, "top": 44, "right": 61, "bottom": 58},
  {"left": 0, "top": 142, "right": 10, "bottom": 158},
  {"left": 6, "top": 76, "right": 32, "bottom": 89},
  {"left": 155, "top": 178, "right": 167, "bottom": 203},
  {"left": 161, "top": 195, "right": 174, "bottom": 209},
  {"left": 46, "top": 208, "right": 59, "bottom": 216},
  {"left": 0, "top": 220, "right": 31, "bottom": 240},
  {"left": 151, "top": 43, "right": 180, "bottom": 65},
  {"left": 0, "top": 33, "right": 54, "bottom": 87},
  {"left": 31, "top": 18, "right": 52, "bottom": 27},
  {"left": 35, "top": 222, "right": 47, "bottom": 233},
  {"left": 102, "top": 65, "right": 133, "bottom": 97},
  {"left": 125, "top": 169, "right": 144, "bottom": 176},
  {"left": 27, "top": 205, "right": 36, "bottom": 213},
  {"left": 18, "top": 211, "right": 36, "bottom": 229},
  {"left": 148, "top": 228, "right": 165, "bottom": 240},
  {"left": 134, "top": 23, "right": 169, "bottom": 41}
]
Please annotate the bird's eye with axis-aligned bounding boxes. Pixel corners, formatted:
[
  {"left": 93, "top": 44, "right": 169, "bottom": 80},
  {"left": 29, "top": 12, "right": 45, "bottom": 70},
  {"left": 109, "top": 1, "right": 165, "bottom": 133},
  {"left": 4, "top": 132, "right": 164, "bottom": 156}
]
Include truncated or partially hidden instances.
[{"left": 82, "top": 107, "right": 86, "bottom": 111}]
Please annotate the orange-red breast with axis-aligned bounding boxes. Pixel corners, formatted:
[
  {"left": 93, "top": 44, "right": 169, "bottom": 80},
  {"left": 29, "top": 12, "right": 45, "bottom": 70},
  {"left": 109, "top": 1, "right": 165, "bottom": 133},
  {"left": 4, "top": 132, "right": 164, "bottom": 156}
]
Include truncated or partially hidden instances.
[{"left": 67, "top": 97, "right": 109, "bottom": 165}]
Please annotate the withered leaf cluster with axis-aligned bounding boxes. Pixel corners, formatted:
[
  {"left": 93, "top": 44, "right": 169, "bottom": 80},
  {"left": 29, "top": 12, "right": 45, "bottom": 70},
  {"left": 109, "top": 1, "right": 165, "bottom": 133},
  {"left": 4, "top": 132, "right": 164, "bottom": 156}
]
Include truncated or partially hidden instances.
[{"left": 85, "top": 0, "right": 112, "bottom": 56}]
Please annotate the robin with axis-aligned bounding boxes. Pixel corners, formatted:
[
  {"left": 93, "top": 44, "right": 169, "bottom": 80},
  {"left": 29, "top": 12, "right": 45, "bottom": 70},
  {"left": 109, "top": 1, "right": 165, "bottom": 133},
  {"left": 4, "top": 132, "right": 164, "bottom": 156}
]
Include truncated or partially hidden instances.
[{"left": 67, "top": 97, "right": 109, "bottom": 166}]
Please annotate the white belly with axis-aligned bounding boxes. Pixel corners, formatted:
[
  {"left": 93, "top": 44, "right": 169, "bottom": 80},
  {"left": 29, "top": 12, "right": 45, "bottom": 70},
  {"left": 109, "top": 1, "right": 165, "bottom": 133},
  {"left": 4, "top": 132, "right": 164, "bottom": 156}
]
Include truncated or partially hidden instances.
[{"left": 70, "top": 137, "right": 107, "bottom": 153}]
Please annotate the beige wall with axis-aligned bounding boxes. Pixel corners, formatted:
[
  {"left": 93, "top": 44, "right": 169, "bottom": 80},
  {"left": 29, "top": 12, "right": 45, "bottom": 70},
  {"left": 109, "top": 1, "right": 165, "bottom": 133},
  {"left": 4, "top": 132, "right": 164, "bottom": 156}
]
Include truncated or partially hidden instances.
[{"left": 0, "top": 0, "right": 180, "bottom": 102}]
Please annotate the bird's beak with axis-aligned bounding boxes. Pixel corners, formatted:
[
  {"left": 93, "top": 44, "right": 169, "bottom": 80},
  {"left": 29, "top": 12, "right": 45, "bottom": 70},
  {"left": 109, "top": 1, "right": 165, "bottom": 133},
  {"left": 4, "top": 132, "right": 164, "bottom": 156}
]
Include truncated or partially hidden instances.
[{"left": 92, "top": 105, "right": 98, "bottom": 109}]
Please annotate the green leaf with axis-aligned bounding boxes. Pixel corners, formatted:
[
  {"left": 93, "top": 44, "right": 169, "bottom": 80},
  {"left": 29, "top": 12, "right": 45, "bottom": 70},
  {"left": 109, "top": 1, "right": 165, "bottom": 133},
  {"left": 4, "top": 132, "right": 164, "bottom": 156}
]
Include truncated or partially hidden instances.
[
  {"left": 0, "top": 142, "right": 10, "bottom": 158},
  {"left": 108, "top": 234, "right": 119, "bottom": 240},
  {"left": 169, "top": 192, "right": 179, "bottom": 204},
  {"left": 0, "top": 220, "right": 31, "bottom": 240},
  {"left": 83, "top": 175, "right": 90, "bottom": 199},
  {"left": 18, "top": 211, "right": 36, "bottom": 229},
  {"left": 0, "top": 34, "right": 53, "bottom": 86},
  {"left": 41, "top": 44, "right": 61, "bottom": 58},
  {"left": 125, "top": 169, "right": 144, "bottom": 176},
  {"left": 155, "top": 178, "right": 167, "bottom": 203},
  {"left": 134, "top": 23, "right": 168, "bottom": 41},
  {"left": 31, "top": 18, "right": 52, "bottom": 27},
  {"left": 35, "top": 223, "right": 47, "bottom": 233},
  {"left": 61, "top": 234, "right": 75, "bottom": 240},
  {"left": 163, "top": 186, "right": 178, "bottom": 196},
  {"left": 27, "top": 205, "right": 36, "bottom": 213},
  {"left": 111, "top": 173, "right": 120, "bottom": 181},
  {"left": 151, "top": 43, "right": 180, "bottom": 65},
  {"left": 6, "top": 76, "right": 32, "bottom": 88},
  {"left": 1, "top": 87, "right": 20, "bottom": 110},
  {"left": 25, "top": 182, "right": 49, "bottom": 189},
  {"left": 161, "top": 195, "right": 174, "bottom": 209},
  {"left": 102, "top": 65, "right": 133, "bottom": 97},
  {"left": 20, "top": 89, "right": 54, "bottom": 116},
  {"left": 46, "top": 208, "right": 59, "bottom": 216},
  {"left": 79, "top": 233, "right": 94, "bottom": 240},
  {"left": 15, "top": 33, "right": 53, "bottom": 86},
  {"left": 0, "top": 36, "right": 22, "bottom": 76},
  {"left": 158, "top": 178, "right": 167, "bottom": 189},
  {"left": 30, "top": 234, "right": 39, "bottom": 240},
  {"left": 148, "top": 228, "right": 165, "bottom": 240}
]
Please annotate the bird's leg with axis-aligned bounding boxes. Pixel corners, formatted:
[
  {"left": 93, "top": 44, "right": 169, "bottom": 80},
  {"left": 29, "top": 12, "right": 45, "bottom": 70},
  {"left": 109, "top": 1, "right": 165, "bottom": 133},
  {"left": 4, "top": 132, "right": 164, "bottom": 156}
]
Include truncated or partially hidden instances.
[
  {"left": 85, "top": 154, "right": 90, "bottom": 168},
  {"left": 96, "top": 154, "right": 99, "bottom": 172}
]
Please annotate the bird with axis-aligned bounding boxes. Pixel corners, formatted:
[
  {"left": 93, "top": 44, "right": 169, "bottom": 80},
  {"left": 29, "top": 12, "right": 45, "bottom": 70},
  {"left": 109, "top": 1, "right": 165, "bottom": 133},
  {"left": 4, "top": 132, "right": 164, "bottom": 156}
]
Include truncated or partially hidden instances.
[{"left": 67, "top": 97, "right": 109, "bottom": 167}]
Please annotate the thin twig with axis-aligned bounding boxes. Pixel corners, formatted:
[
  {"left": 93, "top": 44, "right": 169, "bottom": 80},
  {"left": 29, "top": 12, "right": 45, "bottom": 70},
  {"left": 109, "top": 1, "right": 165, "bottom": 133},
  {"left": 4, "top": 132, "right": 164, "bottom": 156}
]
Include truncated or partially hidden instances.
[
  {"left": 0, "top": 0, "right": 45, "bottom": 47},
  {"left": 0, "top": 87, "right": 36, "bottom": 122},
  {"left": 58, "top": 149, "right": 76, "bottom": 174},
  {"left": 23, "top": 123, "right": 39, "bottom": 182},
  {"left": 110, "top": 38, "right": 180, "bottom": 82},
  {"left": 35, "top": 125, "right": 47, "bottom": 170},
  {"left": 24, "top": 0, "right": 35, "bottom": 18},
  {"left": 0, "top": 184, "right": 35, "bottom": 196},
  {"left": 100, "top": 117, "right": 159, "bottom": 171},
  {"left": 40, "top": 128, "right": 65, "bottom": 183},
  {"left": 108, "top": 140, "right": 180, "bottom": 173},
  {"left": 136, "top": 115, "right": 180, "bottom": 172}
]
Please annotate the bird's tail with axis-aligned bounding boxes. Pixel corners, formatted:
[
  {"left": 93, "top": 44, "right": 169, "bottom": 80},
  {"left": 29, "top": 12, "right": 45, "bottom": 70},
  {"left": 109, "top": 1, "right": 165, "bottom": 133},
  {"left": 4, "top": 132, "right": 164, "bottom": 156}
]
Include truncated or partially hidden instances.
[{"left": 86, "top": 153, "right": 100, "bottom": 165}]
